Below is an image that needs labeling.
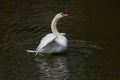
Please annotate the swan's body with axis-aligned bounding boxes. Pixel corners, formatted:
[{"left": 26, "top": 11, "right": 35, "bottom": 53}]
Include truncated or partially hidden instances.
[{"left": 27, "top": 13, "right": 68, "bottom": 56}]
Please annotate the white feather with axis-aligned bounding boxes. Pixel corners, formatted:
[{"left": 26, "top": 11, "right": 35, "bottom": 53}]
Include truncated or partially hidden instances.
[
  {"left": 35, "top": 33, "right": 66, "bottom": 55},
  {"left": 26, "top": 50, "right": 36, "bottom": 53},
  {"left": 26, "top": 12, "right": 68, "bottom": 56},
  {"left": 35, "top": 33, "right": 56, "bottom": 55}
]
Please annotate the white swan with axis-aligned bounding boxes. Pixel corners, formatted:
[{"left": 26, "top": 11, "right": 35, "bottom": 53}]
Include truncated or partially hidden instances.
[{"left": 27, "top": 12, "right": 68, "bottom": 56}]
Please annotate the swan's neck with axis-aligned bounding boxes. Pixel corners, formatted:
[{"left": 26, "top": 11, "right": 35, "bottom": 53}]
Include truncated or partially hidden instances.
[{"left": 51, "top": 17, "right": 61, "bottom": 36}]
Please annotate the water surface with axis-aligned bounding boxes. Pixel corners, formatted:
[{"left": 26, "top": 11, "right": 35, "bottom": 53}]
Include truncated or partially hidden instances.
[{"left": 0, "top": 0, "right": 120, "bottom": 80}]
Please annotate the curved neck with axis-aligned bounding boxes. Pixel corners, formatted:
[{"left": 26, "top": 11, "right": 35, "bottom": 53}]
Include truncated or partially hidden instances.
[{"left": 51, "top": 16, "right": 61, "bottom": 36}]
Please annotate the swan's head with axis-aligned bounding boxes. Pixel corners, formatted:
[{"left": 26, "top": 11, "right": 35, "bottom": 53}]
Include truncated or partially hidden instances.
[{"left": 55, "top": 12, "right": 68, "bottom": 19}]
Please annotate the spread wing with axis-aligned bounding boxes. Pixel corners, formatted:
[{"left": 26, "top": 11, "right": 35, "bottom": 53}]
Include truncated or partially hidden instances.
[
  {"left": 35, "top": 33, "right": 56, "bottom": 55},
  {"left": 35, "top": 33, "right": 66, "bottom": 55}
]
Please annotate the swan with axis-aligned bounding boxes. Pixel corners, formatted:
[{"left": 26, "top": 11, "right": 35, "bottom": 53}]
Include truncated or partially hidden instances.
[{"left": 27, "top": 12, "right": 68, "bottom": 56}]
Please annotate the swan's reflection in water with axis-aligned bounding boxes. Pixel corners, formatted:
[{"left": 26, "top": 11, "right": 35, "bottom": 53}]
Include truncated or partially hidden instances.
[
  {"left": 35, "top": 55, "right": 69, "bottom": 80},
  {"left": 34, "top": 40, "right": 102, "bottom": 80}
]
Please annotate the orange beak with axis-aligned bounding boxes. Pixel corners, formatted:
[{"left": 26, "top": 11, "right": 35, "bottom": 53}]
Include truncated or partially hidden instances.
[{"left": 63, "top": 13, "right": 68, "bottom": 16}]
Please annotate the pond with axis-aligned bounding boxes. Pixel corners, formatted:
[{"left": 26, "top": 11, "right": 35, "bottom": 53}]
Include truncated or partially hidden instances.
[{"left": 0, "top": 0, "right": 119, "bottom": 80}]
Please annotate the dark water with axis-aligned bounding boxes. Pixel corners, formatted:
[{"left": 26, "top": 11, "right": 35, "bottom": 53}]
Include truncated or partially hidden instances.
[{"left": 0, "top": 0, "right": 120, "bottom": 80}]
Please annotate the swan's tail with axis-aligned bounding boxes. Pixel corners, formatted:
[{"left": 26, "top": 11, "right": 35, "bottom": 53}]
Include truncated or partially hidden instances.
[
  {"left": 26, "top": 50, "right": 43, "bottom": 56},
  {"left": 26, "top": 50, "right": 36, "bottom": 53}
]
